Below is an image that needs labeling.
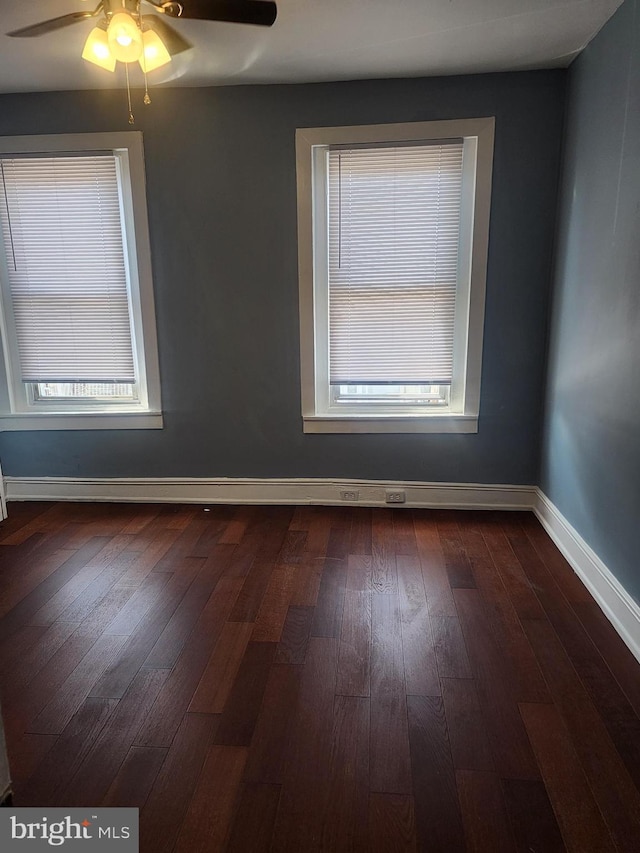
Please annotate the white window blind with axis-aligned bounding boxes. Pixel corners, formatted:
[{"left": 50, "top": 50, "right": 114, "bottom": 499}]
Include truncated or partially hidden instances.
[
  {"left": 328, "top": 142, "right": 464, "bottom": 385},
  {"left": 0, "top": 154, "right": 136, "bottom": 383}
]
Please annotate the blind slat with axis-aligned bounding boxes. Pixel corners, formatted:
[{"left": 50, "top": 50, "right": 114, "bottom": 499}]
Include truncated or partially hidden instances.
[
  {"left": 328, "top": 143, "right": 463, "bottom": 385},
  {"left": 0, "top": 155, "right": 136, "bottom": 383}
]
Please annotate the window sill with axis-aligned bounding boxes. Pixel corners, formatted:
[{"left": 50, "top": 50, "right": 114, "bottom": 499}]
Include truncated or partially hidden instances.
[
  {"left": 0, "top": 411, "right": 163, "bottom": 431},
  {"left": 303, "top": 414, "right": 478, "bottom": 434}
]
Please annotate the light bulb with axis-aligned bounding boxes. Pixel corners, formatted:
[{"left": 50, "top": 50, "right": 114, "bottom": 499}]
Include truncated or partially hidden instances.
[
  {"left": 82, "top": 27, "right": 116, "bottom": 72},
  {"left": 139, "top": 29, "right": 172, "bottom": 72},
  {"left": 107, "top": 11, "right": 143, "bottom": 63}
]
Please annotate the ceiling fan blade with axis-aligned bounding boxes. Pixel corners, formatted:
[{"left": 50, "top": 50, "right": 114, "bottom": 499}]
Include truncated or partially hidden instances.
[
  {"left": 141, "top": 15, "right": 192, "bottom": 55},
  {"left": 158, "top": 1, "right": 277, "bottom": 27},
  {"left": 7, "top": 11, "right": 96, "bottom": 38}
]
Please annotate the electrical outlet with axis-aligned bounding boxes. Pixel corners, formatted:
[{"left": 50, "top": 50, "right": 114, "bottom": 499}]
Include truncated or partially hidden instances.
[
  {"left": 340, "top": 490, "right": 359, "bottom": 501},
  {"left": 385, "top": 490, "right": 406, "bottom": 504}
]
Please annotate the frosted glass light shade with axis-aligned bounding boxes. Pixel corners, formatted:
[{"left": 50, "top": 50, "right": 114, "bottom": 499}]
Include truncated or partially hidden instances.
[
  {"left": 107, "top": 12, "right": 143, "bottom": 63},
  {"left": 82, "top": 27, "right": 116, "bottom": 72},
  {"left": 139, "top": 30, "right": 172, "bottom": 72}
]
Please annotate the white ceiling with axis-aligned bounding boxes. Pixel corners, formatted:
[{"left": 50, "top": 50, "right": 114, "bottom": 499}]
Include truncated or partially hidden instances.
[{"left": 0, "top": 0, "right": 623, "bottom": 94}]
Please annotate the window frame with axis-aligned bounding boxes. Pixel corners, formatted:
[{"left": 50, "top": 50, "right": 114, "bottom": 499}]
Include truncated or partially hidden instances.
[
  {"left": 0, "top": 132, "right": 162, "bottom": 431},
  {"left": 296, "top": 118, "right": 495, "bottom": 434}
]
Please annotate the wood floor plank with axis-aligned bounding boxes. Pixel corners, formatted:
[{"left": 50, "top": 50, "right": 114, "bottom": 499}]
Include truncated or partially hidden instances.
[
  {"left": 506, "top": 521, "right": 640, "bottom": 789},
  {"left": 311, "top": 557, "right": 347, "bottom": 638},
  {"left": 297, "top": 509, "right": 332, "bottom": 557},
  {"left": 480, "top": 524, "right": 545, "bottom": 621},
  {"left": 413, "top": 514, "right": 457, "bottom": 617},
  {"left": 151, "top": 518, "right": 212, "bottom": 571},
  {"left": 189, "top": 620, "right": 254, "bottom": 714},
  {"left": 368, "top": 793, "right": 417, "bottom": 853},
  {"left": 457, "top": 769, "right": 516, "bottom": 852},
  {"left": 441, "top": 678, "right": 495, "bottom": 772},
  {"left": 501, "top": 778, "right": 567, "bottom": 853},
  {"left": 0, "top": 624, "right": 48, "bottom": 678},
  {"left": 0, "top": 537, "right": 111, "bottom": 640},
  {"left": 371, "top": 510, "right": 398, "bottom": 594},
  {"left": 229, "top": 558, "right": 277, "bottom": 623},
  {"left": 370, "top": 594, "right": 411, "bottom": 794},
  {"left": 371, "top": 593, "right": 405, "bottom": 695},
  {"left": 252, "top": 564, "right": 297, "bottom": 642},
  {"left": 63, "top": 668, "right": 170, "bottom": 806},
  {"left": 274, "top": 604, "right": 314, "bottom": 664},
  {"left": 520, "top": 702, "right": 617, "bottom": 853},
  {"left": 454, "top": 588, "right": 540, "bottom": 780},
  {"left": 327, "top": 525, "right": 352, "bottom": 560},
  {"left": 29, "top": 632, "right": 127, "bottom": 734},
  {"left": 0, "top": 621, "right": 79, "bottom": 701},
  {"left": 523, "top": 617, "right": 640, "bottom": 852},
  {"left": 370, "top": 691, "right": 412, "bottom": 796},
  {"left": 431, "top": 615, "right": 472, "bottom": 679},
  {"left": 90, "top": 565, "right": 207, "bottom": 699},
  {"left": 321, "top": 695, "right": 370, "bottom": 851},
  {"left": 19, "top": 696, "right": 118, "bottom": 806},
  {"left": 459, "top": 522, "right": 550, "bottom": 703},
  {"left": 392, "top": 510, "right": 418, "bottom": 556},
  {"left": 336, "top": 590, "right": 371, "bottom": 697},
  {"left": 142, "top": 553, "right": 228, "bottom": 668},
  {"left": 134, "top": 577, "right": 243, "bottom": 747},
  {"left": 573, "top": 599, "right": 640, "bottom": 718},
  {"left": 225, "top": 782, "right": 282, "bottom": 853},
  {"left": 437, "top": 514, "right": 477, "bottom": 589},
  {"left": 102, "top": 569, "right": 176, "bottom": 636},
  {"left": 173, "top": 744, "right": 247, "bottom": 853},
  {"left": 53, "top": 552, "right": 139, "bottom": 624},
  {"left": 279, "top": 530, "right": 308, "bottom": 564},
  {"left": 5, "top": 732, "right": 57, "bottom": 791},
  {"left": 28, "top": 537, "right": 138, "bottom": 626},
  {"left": 271, "top": 637, "right": 338, "bottom": 851},
  {"left": 345, "top": 554, "right": 372, "bottom": 592},
  {"left": 521, "top": 515, "right": 592, "bottom": 604},
  {"left": 350, "top": 507, "right": 373, "bottom": 555},
  {"left": 213, "top": 641, "right": 277, "bottom": 747},
  {"left": 103, "top": 745, "right": 168, "bottom": 809},
  {"left": 217, "top": 508, "right": 251, "bottom": 545},
  {"left": 397, "top": 555, "right": 439, "bottom": 696},
  {"left": 0, "top": 548, "right": 77, "bottom": 620},
  {"left": 139, "top": 713, "right": 219, "bottom": 853},
  {"left": 288, "top": 557, "right": 323, "bottom": 607},
  {"left": 116, "top": 529, "right": 182, "bottom": 586},
  {"left": 3, "top": 625, "right": 115, "bottom": 739},
  {"left": 242, "top": 663, "right": 304, "bottom": 785},
  {"left": 407, "top": 694, "right": 466, "bottom": 853}
]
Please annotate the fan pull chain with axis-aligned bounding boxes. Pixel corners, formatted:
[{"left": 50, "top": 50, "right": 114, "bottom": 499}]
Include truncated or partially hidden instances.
[
  {"left": 125, "top": 64, "right": 135, "bottom": 124},
  {"left": 142, "top": 57, "right": 151, "bottom": 105}
]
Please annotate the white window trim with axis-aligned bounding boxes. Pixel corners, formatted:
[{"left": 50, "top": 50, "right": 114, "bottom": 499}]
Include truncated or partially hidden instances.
[
  {"left": 296, "top": 118, "right": 495, "bottom": 434},
  {"left": 0, "top": 132, "right": 162, "bottom": 431}
]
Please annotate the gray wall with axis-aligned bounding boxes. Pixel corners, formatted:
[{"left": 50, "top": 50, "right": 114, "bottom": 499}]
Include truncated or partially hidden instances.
[
  {"left": 0, "top": 71, "right": 565, "bottom": 483},
  {"left": 540, "top": 0, "right": 640, "bottom": 600}
]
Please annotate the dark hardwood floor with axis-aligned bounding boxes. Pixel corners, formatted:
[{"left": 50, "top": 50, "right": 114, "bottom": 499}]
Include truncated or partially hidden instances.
[{"left": 1, "top": 501, "right": 639, "bottom": 851}]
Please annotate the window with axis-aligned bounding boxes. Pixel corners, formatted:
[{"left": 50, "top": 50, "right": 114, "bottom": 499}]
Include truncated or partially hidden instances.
[
  {"left": 0, "top": 132, "right": 161, "bottom": 430},
  {"left": 296, "top": 118, "right": 494, "bottom": 433}
]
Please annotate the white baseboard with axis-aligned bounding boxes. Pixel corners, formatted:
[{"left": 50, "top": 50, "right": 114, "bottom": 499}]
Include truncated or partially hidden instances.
[
  {"left": 3, "top": 475, "right": 536, "bottom": 511},
  {"left": 535, "top": 489, "right": 640, "bottom": 665}
]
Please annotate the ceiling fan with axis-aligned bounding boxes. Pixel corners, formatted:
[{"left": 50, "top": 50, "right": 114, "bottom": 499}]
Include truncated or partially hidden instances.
[
  {"left": 7, "top": 1, "right": 278, "bottom": 43},
  {"left": 7, "top": 1, "right": 277, "bottom": 118}
]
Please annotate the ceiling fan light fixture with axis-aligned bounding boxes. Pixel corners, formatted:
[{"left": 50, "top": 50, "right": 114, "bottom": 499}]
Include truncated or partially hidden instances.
[
  {"left": 82, "top": 26, "right": 116, "bottom": 71},
  {"left": 139, "top": 29, "right": 171, "bottom": 72},
  {"left": 107, "top": 11, "right": 143, "bottom": 63}
]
